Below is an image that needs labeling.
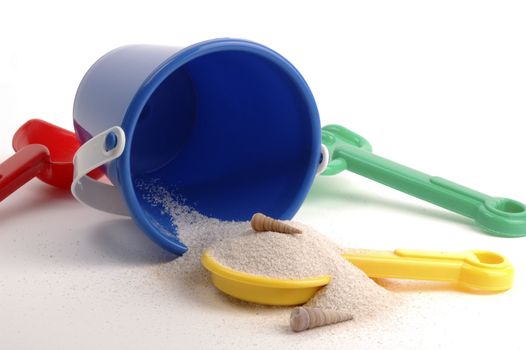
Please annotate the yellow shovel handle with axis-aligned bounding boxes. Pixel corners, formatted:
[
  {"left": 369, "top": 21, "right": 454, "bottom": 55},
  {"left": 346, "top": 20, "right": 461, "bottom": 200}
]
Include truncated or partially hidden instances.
[{"left": 341, "top": 249, "right": 514, "bottom": 292}]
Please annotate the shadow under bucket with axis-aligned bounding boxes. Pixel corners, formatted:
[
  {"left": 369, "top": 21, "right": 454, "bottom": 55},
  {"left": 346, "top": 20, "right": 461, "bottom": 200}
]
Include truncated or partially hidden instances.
[{"left": 72, "top": 39, "right": 321, "bottom": 255}]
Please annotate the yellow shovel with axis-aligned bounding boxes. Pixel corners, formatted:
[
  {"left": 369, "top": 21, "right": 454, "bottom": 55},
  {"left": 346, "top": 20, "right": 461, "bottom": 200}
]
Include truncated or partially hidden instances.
[{"left": 201, "top": 249, "right": 514, "bottom": 306}]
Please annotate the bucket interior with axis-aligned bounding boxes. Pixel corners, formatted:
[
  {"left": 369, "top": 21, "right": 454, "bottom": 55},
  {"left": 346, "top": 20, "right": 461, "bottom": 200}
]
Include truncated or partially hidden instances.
[{"left": 129, "top": 50, "right": 318, "bottom": 233}]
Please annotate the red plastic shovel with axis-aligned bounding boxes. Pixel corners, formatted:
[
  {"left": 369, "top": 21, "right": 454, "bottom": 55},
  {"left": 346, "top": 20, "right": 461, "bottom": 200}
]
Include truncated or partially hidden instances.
[{"left": 0, "top": 119, "right": 102, "bottom": 202}]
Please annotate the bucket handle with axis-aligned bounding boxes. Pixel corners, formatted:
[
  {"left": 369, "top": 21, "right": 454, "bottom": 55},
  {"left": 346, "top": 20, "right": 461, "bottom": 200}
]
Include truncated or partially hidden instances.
[
  {"left": 71, "top": 126, "right": 330, "bottom": 217},
  {"left": 71, "top": 126, "right": 129, "bottom": 216}
]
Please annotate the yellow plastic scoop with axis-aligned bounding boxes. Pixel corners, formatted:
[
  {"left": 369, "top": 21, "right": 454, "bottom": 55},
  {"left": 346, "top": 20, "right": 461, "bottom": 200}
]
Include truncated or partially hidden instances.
[
  {"left": 201, "top": 249, "right": 514, "bottom": 306},
  {"left": 342, "top": 249, "right": 514, "bottom": 292},
  {"left": 201, "top": 251, "right": 331, "bottom": 306}
]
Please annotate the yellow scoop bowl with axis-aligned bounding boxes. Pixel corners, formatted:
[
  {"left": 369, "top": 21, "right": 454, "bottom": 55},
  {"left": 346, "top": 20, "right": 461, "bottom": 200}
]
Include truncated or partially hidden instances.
[
  {"left": 202, "top": 249, "right": 514, "bottom": 306},
  {"left": 201, "top": 251, "right": 331, "bottom": 306}
]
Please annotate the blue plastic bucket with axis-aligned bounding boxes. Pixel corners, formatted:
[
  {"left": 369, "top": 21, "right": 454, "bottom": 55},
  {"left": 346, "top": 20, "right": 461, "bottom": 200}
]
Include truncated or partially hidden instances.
[{"left": 72, "top": 39, "right": 321, "bottom": 255}]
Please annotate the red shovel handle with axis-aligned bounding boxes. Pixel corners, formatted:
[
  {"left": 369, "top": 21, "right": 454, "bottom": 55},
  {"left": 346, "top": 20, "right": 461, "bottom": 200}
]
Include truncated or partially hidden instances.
[{"left": 0, "top": 144, "right": 50, "bottom": 202}]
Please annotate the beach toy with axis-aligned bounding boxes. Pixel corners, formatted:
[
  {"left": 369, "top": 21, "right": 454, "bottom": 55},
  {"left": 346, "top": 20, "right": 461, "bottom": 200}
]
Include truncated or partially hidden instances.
[
  {"left": 321, "top": 125, "right": 526, "bottom": 237},
  {"left": 0, "top": 119, "right": 102, "bottom": 202},
  {"left": 69, "top": 38, "right": 526, "bottom": 255},
  {"left": 201, "top": 248, "right": 514, "bottom": 306},
  {"left": 71, "top": 39, "right": 320, "bottom": 255},
  {"left": 341, "top": 249, "right": 514, "bottom": 291}
]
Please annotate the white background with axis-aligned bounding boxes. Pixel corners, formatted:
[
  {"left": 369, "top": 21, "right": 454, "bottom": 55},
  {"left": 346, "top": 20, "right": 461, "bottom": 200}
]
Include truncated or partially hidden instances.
[{"left": 1, "top": 1, "right": 525, "bottom": 349}]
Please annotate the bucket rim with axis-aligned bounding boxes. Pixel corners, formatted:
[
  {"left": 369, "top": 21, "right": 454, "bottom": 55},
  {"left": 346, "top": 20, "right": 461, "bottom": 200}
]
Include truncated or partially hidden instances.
[{"left": 119, "top": 38, "right": 321, "bottom": 255}]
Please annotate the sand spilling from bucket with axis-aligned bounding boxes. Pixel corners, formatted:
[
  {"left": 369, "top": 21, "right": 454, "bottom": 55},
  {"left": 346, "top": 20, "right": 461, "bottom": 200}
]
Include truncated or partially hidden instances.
[
  {"left": 142, "top": 184, "right": 399, "bottom": 329},
  {"left": 208, "top": 226, "right": 393, "bottom": 317}
]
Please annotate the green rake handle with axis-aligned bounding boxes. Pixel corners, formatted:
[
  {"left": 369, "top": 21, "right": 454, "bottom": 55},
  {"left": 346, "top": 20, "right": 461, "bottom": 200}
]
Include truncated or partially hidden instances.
[{"left": 321, "top": 124, "right": 526, "bottom": 237}]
